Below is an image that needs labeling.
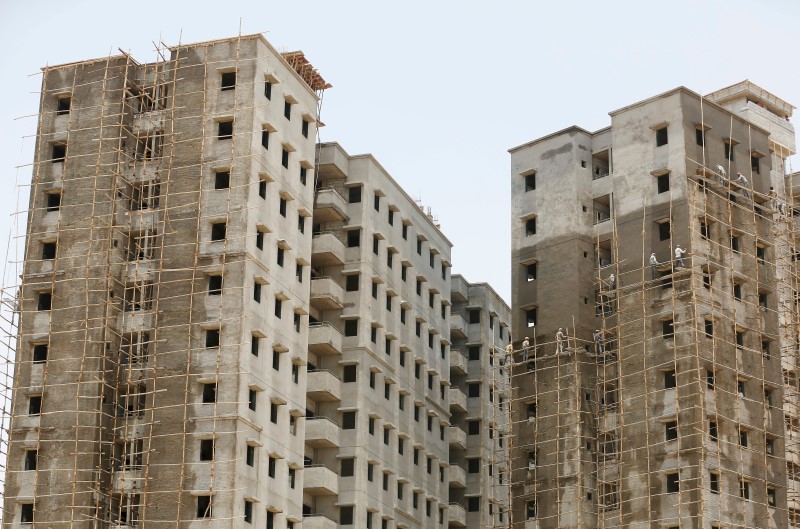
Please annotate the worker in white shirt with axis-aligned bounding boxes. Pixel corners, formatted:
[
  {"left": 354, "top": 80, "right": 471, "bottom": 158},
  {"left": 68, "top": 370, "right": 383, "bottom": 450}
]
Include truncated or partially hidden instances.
[{"left": 674, "top": 245, "right": 688, "bottom": 269}]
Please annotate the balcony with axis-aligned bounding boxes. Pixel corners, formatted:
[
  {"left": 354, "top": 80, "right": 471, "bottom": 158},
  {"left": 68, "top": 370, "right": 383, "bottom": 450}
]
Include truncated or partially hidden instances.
[
  {"left": 314, "top": 187, "right": 349, "bottom": 223},
  {"left": 111, "top": 469, "right": 144, "bottom": 493},
  {"left": 592, "top": 149, "right": 611, "bottom": 180},
  {"left": 449, "top": 387, "right": 467, "bottom": 413},
  {"left": 450, "top": 313, "right": 467, "bottom": 339},
  {"left": 593, "top": 195, "right": 611, "bottom": 225},
  {"left": 305, "top": 416, "right": 340, "bottom": 448},
  {"left": 448, "top": 503, "right": 466, "bottom": 527},
  {"left": 448, "top": 425, "right": 467, "bottom": 450},
  {"left": 308, "top": 323, "right": 343, "bottom": 355},
  {"left": 449, "top": 349, "right": 467, "bottom": 375},
  {"left": 307, "top": 370, "right": 342, "bottom": 402},
  {"left": 303, "top": 465, "right": 339, "bottom": 496},
  {"left": 114, "top": 416, "right": 149, "bottom": 441},
  {"left": 310, "top": 277, "right": 344, "bottom": 310},
  {"left": 449, "top": 465, "right": 466, "bottom": 488},
  {"left": 451, "top": 276, "right": 469, "bottom": 303},
  {"left": 302, "top": 514, "right": 337, "bottom": 529},
  {"left": 311, "top": 232, "right": 345, "bottom": 267},
  {"left": 789, "top": 477, "right": 800, "bottom": 511}
]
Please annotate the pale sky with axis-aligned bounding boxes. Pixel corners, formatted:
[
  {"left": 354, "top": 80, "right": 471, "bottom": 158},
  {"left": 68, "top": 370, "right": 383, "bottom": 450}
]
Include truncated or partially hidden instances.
[{"left": 1, "top": 0, "right": 798, "bottom": 303}]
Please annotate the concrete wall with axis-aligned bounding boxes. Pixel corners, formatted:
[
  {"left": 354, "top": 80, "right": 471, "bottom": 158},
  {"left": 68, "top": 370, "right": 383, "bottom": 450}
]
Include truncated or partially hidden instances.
[
  {"left": 3, "top": 35, "right": 320, "bottom": 529},
  {"left": 449, "top": 276, "right": 511, "bottom": 528},
  {"left": 509, "top": 85, "right": 791, "bottom": 529},
  {"left": 308, "top": 142, "right": 453, "bottom": 528}
]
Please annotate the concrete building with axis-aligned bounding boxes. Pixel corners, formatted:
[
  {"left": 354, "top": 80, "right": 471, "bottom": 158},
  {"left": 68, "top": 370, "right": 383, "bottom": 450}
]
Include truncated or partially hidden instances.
[
  {"left": 1, "top": 35, "right": 513, "bottom": 529},
  {"left": 305, "top": 141, "right": 454, "bottom": 528},
  {"left": 509, "top": 81, "right": 796, "bottom": 528},
  {"left": 2, "top": 34, "right": 326, "bottom": 529},
  {"left": 448, "top": 276, "right": 511, "bottom": 528}
]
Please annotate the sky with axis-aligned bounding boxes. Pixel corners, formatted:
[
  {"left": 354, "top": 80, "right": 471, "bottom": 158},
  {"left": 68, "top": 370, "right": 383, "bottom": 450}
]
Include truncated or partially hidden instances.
[{"left": 0, "top": 0, "right": 798, "bottom": 303}]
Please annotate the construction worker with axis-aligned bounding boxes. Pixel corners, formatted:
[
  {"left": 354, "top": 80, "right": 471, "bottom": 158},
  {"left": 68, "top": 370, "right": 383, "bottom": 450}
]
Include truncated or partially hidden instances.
[
  {"left": 768, "top": 187, "right": 778, "bottom": 211},
  {"left": 649, "top": 252, "right": 659, "bottom": 280},
  {"left": 556, "top": 328, "right": 565, "bottom": 353},
  {"left": 674, "top": 245, "right": 687, "bottom": 269},
  {"left": 735, "top": 172, "right": 750, "bottom": 199},
  {"left": 522, "top": 336, "right": 530, "bottom": 363},
  {"left": 716, "top": 164, "right": 728, "bottom": 186},
  {"left": 608, "top": 273, "right": 617, "bottom": 290},
  {"left": 593, "top": 329, "right": 604, "bottom": 355},
  {"left": 504, "top": 341, "right": 513, "bottom": 365}
]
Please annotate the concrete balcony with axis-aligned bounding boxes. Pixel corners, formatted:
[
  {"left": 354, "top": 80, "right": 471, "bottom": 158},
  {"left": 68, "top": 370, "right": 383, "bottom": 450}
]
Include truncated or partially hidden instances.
[
  {"left": 789, "top": 478, "right": 800, "bottom": 511},
  {"left": 305, "top": 417, "right": 340, "bottom": 448},
  {"left": 132, "top": 109, "right": 166, "bottom": 134},
  {"left": 450, "top": 313, "right": 467, "bottom": 339},
  {"left": 449, "top": 387, "right": 467, "bottom": 413},
  {"left": 307, "top": 370, "right": 342, "bottom": 402},
  {"left": 310, "top": 277, "right": 344, "bottom": 310},
  {"left": 312, "top": 232, "right": 345, "bottom": 266},
  {"left": 448, "top": 503, "right": 466, "bottom": 527},
  {"left": 314, "top": 187, "right": 349, "bottom": 223},
  {"left": 302, "top": 514, "right": 337, "bottom": 529},
  {"left": 449, "top": 465, "right": 466, "bottom": 488},
  {"left": 451, "top": 276, "right": 469, "bottom": 303},
  {"left": 449, "top": 349, "right": 467, "bottom": 375},
  {"left": 111, "top": 469, "right": 144, "bottom": 493},
  {"left": 318, "top": 143, "right": 350, "bottom": 179},
  {"left": 448, "top": 425, "right": 467, "bottom": 450},
  {"left": 308, "top": 323, "right": 343, "bottom": 356},
  {"left": 303, "top": 465, "right": 339, "bottom": 496},
  {"left": 114, "top": 416, "right": 149, "bottom": 441}
]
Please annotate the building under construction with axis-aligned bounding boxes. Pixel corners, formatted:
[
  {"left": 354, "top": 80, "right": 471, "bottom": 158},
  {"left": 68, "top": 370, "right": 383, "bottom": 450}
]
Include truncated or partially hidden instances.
[
  {"left": 0, "top": 33, "right": 514, "bottom": 529},
  {"left": 509, "top": 81, "right": 797, "bottom": 528}
]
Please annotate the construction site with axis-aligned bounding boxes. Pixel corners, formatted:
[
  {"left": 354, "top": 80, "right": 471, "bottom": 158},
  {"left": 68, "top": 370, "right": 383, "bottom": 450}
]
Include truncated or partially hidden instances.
[
  {"left": 509, "top": 81, "right": 798, "bottom": 528},
  {"left": 0, "top": 33, "right": 512, "bottom": 529},
  {"left": 0, "top": 30, "right": 798, "bottom": 529}
]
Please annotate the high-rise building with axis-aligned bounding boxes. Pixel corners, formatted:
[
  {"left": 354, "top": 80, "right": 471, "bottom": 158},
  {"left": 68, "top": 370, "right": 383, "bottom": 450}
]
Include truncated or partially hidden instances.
[
  {"left": 0, "top": 35, "right": 512, "bottom": 529},
  {"left": 2, "top": 34, "right": 329, "bottom": 529},
  {"left": 448, "top": 276, "right": 511, "bottom": 528},
  {"left": 305, "top": 142, "right": 453, "bottom": 528},
  {"left": 509, "top": 81, "right": 796, "bottom": 528}
]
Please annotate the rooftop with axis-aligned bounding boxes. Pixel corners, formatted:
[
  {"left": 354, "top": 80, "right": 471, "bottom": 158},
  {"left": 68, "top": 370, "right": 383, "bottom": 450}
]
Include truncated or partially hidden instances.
[{"left": 707, "top": 79, "right": 794, "bottom": 118}]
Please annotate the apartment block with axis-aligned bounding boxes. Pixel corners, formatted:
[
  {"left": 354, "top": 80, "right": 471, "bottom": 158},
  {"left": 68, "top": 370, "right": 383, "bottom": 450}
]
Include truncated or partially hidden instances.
[
  {"left": 0, "top": 30, "right": 518, "bottom": 529},
  {"left": 448, "top": 276, "right": 511, "bottom": 528},
  {"left": 306, "top": 142, "right": 454, "bottom": 528},
  {"left": 2, "top": 34, "right": 326, "bottom": 528},
  {"left": 509, "top": 81, "right": 796, "bottom": 528}
]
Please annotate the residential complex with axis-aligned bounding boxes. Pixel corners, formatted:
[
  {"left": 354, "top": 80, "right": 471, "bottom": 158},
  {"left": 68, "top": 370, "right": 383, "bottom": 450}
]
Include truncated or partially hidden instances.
[
  {"left": 0, "top": 35, "right": 510, "bottom": 529},
  {"left": 509, "top": 81, "right": 797, "bottom": 528},
  {"left": 448, "top": 276, "right": 511, "bottom": 528},
  {"left": 306, "top": 141, "right": 454, "bottom": 528}
]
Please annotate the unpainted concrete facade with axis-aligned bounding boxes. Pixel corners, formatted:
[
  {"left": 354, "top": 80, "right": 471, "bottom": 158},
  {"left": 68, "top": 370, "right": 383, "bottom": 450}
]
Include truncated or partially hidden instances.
[
  {"left": 448, "top": 275, "right": 511, "bottom": 528},
  {"left": 510, "top": 82, "right": 796, "bottom": 529},
  {"left": 3, "top": 35, "right": 322, "bottom": 528},
  {"left": 307, "top": 142, "right": 454, "bottom": 528}
]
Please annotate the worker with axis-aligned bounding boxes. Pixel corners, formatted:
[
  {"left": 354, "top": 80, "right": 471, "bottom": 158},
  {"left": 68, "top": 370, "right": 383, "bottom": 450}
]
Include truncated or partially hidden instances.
[
  {"left": 674, "top": 244, "right": 688, "bottom": 269},
  {"left": 716, "top": 164, "right": 727, "bottom": 186},
  {"left": 649, "top": 252, "right": 659, "bottom": 280},
  {"left": 521, "top": 336, "right": 530, "bottom": 363},
  {"left": 768, "top": 187, "right": 778, "bottom": 210},
  {"left": 556, "top": 328, "right": 565, "bottom": 353},
  {"left": 779, "top": 201, "right": 787, "bottom": 218},
  {"left": 608, "top": 273, "right": 617, "bottom": 290},
  {"left": 504, "top": 341, "right": 513, "bottom": 365},
  {"left": 593, "top": 329, "right": 604, "bottom": 355},
  {"left": 735, "top": 172, "right": 750, "bottom": 199}
]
